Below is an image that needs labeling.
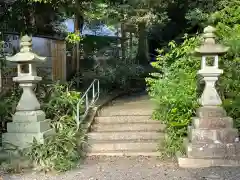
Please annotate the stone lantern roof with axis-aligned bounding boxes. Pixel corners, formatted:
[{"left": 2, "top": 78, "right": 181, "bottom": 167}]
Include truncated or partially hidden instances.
[
  {"left": 6, "top": 35, "right": 46, "bottom": 63},
  {"left": 195, "top": 26, "right": 229, "bottom": 56}
]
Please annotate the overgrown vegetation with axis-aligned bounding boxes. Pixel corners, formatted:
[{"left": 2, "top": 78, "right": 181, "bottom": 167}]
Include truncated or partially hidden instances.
[
  {"left": 0, "top": 82, "right": 86, "bottom": 172},
  {"left": 79, "top": 57, "right": 146, "bottom": 92},
  {"left": 146, "top": 0, "right": 240, "bottom": 157}
]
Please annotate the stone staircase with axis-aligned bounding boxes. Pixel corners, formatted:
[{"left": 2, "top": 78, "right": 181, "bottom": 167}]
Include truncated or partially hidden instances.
[{"left": 87, "top": 93, "right": 165, "bottom": 156}]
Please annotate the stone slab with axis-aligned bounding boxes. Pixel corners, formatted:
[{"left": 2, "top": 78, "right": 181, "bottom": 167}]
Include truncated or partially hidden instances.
[
  {"left": 192, "top": 116, "right": 233, "bottom": 129},
  {"left": 88, "top": 131, "right": 164, "bottom": 141},
  {"left": 2, "top": 128, "right": 54, "bottom": 149},
  {"left": 178, "top": 156, "right": 240, "bottom": 168},
  {"left": 7, "top": 119, "right": 51, "bottom": 133},
  {"left": 99, "top": 109, "right": 153, "bottom": 116},
  {"left": 196, "top": 106, "right": 227, "bottom": 118},
  {"left": 87, "top": 151, "right": 161, "bottom": 156},
  {"left": 89, "top": 141, "right": 158, "bottom": 152},
  {"left": 92, "top": 123, "right": 165, "bottom": 132},
  {"left": 190, "top": 128, "right": 238, "bottom": 144},
  {"left": 12, "top": 110, "right": 46, "bottom": 122},
  {"left": 187, "top": 142, "right": 240, "bottom": 158}
]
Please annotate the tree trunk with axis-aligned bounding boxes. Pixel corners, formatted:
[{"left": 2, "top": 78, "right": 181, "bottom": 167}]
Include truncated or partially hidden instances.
[
  {"left": 136, "top": 22, "right": 149, "bottom": 65},
  {"left": 23, "top": 3, "right": 36, "bottom": 34},
  {"left": 129, "top": 32, "right": 133, "bottom": 60},
  {"left": 120, "top": 23, "right": 126, "bottom": 61}
]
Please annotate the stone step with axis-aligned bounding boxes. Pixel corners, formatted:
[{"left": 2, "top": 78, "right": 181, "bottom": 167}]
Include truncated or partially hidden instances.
[
  {"left": 111, "top": 96, "right": 150, "bottom": 104},
  {"left": 88, "top": 151, "right": 161, "bottom": 156},
  {"left": 91, "top": 123, "right": 165, "bottom": 132},
  {"left": 178, "top": 156, "right": 240, "bottom": 168},
  {"left": 189, "top": 127, "right": 238, "bottom": 144},
  {"left": 111, "top": 99, "right": 152, "bottom": 105},
  {"left": 98, "top": 109, "right": 153, "bottom": 116},
  {"left": 192, "top": 116, "right": 233, "bottom": 129},
  {"left": 89, "top": 140, "right": 158, "bottom": 152},
  {"left": 88, "top": 131, "right": 165, "bottom": 141},
  {"left": 186, "top": 142, "right": 240, "bottom": 159},
  {"left": 108, "top": 104, "right": 154, "bottom": 110},
  {"left": 94, "top": 116, "right": 156, "bottom": 124}
]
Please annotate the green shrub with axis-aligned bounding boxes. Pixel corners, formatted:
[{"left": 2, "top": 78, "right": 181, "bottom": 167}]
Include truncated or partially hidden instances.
[
  {"left": 79, "top": 57, "right": 146, "bottom": 92},
  {"left": 146, "top": 37, "right": 201, "bottom": 157},
  {"left": 24, "top": 82, "right": 85, "bottom": 172},
  {"left": 25, "top": 115, "right": 83, "bottom": 172}
]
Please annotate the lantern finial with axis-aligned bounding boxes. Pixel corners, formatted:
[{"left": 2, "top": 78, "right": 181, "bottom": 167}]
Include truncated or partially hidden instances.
[
  {"left": 203, "top": 26, "right": 216, "bottom": 45},
  {"left": 20, "top": 35, "right": 32, "bottom": 53}
]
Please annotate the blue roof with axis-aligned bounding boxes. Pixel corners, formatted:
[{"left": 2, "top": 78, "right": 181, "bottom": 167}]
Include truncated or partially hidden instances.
[{"left": 64, "top": 19, "right": 119, "bottom": 37}]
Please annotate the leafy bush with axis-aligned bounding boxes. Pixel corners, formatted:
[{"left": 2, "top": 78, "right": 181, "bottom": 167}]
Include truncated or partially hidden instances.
[
  {"left": 147, "top": 1, "right": 240, "bottom": 157},
  {"left": 146, "top": 37, "right": 201, "bottom": 157},
  {"left": 0, "top": 87, "right": 22, "bottom": 133},
  {"left": 24, "top": 82, "right": 85, "bottom": 172},
  {"left": 79, "top": 57, "right": 146, "bottom": 91}
]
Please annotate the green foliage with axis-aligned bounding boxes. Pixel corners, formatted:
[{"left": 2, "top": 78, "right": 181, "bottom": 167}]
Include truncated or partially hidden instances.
[
  {"left": 146, "top": 36, "right": 201, "bottom": 157},
  {"left": 80, "top": 57, "right": 146, "bottom": 91},
  {"left": 65, "top": 32, "right": 81, "bottom": 44},
  {"left": 24, "top": 82, "right": 85, "bottom": 172},
  {"left": 210, "top": 0, "right": 240, "bottom": 26},
  {"left": 147, "top": 1, "right": 240, "bottom": 157},
  {"left": 0, "top": 87, "right": 22, "bottom": 133},
  {"left": 25, "top": 115, "right": 82, "bottom": 172},
  {"left": 39, "top": 82, "right": 81, "bottom": 119}
]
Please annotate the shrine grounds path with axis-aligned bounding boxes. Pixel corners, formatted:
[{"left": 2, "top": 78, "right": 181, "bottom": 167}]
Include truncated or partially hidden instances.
[{"left": 2, "top": 156, "right": 240, "bottom": 180}]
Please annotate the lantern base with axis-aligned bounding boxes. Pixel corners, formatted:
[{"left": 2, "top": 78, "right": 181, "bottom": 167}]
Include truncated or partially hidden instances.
[
  {"left": 2, "top": 129, "right": 54, "bottom": 150},
  {"left": 2, "top": 110, "right": 55, "bottom": 150},
  {"left": 178, "top": 156, "right": 240, "bottom": 168},
  {"left": 178, "top": 106, "right": 240, "bottom": 168}
]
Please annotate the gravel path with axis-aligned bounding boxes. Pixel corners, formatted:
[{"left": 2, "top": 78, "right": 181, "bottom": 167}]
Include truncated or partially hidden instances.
[{"left": 2, "top": 157, "right": 240, "bottom": 180}]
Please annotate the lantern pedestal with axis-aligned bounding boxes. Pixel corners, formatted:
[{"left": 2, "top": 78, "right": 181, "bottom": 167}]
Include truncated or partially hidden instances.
[
  {"left": 178, "top": 106, "right": 240, "bottom": 168},
  {"left": 198, "top": 67, "right": 223, "bottom": 106},
  {"left": 2, "top": 116, "right": 54, "bottom": 149},
  {"left": 14, "top": 76, "right": 42, "bottom": 111}
]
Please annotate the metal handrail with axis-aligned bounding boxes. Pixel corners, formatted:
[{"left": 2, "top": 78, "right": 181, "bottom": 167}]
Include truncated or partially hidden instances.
[{"left": 76, "top": 79, "right": 100, "bottom": 130}]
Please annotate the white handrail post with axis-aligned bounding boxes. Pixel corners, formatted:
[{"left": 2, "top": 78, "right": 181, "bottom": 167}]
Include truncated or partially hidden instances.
[
  {"left": 92, "top": 82, "right": 95, "bottom": 103},
  {"left": 86, "top": 93, "right": 89, "bottom": 111},
  {"left": 97, "top": 80, "right": 100, "bottom": 99}
]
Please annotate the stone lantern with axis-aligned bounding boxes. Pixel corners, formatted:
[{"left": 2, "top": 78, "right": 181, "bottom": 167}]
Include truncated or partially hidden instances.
[
  {"left": 178, "top": 26, "right": 240, "bottom": 168},
  {"left": 2, "top": 35, "right": 54, "bottom": 149}
]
